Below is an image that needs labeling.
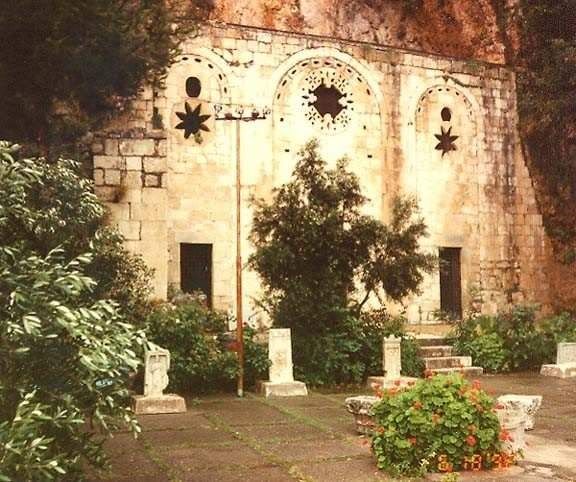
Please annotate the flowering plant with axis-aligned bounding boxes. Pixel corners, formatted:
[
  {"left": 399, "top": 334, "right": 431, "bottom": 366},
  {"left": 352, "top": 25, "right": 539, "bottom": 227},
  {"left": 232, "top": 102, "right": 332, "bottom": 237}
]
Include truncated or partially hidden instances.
[{"left": 371, "top": 373, "right": 509, "bottom": 477}]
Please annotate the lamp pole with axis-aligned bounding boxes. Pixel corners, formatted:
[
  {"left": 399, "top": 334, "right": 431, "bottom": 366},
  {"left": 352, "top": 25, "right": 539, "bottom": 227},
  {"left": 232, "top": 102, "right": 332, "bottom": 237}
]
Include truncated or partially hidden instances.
[{"left": 214, "top": 104, "right": 270, "bottom": 397}]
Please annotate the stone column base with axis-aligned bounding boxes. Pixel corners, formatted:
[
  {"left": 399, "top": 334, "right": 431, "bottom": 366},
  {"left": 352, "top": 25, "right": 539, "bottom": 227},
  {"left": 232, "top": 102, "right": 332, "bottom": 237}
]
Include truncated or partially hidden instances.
[
  {"left": 540, "top": 363, "right": 576, "bottom": 378},
  {"left": 260, "top": 381, "right": 308, "bottom": 398},
  {"left": 366, "top": 376, "right": 418, "bottom": 390},
  {"left": 132, "top": 394, "right": 187, "bottom": 415}
]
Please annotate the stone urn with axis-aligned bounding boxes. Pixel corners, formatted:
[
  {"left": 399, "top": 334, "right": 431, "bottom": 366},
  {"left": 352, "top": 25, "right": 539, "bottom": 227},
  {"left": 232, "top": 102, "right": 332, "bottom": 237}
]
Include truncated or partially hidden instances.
[
  {"left": 495, "top": 406, "right": 526, "bottom": 453},
  {"left": 344, "top": 395, "right": 379, "bottom": 435}
]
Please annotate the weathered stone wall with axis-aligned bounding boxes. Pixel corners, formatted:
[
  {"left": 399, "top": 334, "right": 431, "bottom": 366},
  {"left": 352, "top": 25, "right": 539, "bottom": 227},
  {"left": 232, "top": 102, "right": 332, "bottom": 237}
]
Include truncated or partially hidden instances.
[{"left": 93, "top": 23, "right": 550, "bottom": 322}]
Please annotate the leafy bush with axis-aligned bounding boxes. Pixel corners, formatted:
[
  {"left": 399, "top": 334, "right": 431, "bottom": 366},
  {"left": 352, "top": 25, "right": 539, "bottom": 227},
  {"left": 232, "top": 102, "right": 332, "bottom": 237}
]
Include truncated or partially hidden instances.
[
  {"left": 145, "top": 293, "right": 269, "bottom": 393},
  {"left": 0, "top": 248, "right": 144, "bottom": 481},
  {"left": 372, "top": 374, "right": 505, "bottom": 477},
  {"left": 0, "top": 141, "right": 146, "bottom": 480},
  {"left": 249, "top": 140, "right": 434, "bottom": 385},
  {"left": 452, "top": 306, "right": 576, "bottom": 372}
]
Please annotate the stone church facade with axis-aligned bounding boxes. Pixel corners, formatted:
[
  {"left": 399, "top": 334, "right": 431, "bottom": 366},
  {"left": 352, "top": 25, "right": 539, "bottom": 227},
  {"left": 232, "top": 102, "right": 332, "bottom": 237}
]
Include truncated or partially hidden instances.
[{"left": 92, "top": 23, "right": 550, "bottom": 324}]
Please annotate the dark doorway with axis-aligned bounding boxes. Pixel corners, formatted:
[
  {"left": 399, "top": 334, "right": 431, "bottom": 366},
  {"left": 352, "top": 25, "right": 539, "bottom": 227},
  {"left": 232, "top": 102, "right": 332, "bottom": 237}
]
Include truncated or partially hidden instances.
[
  {"left": 180, "top": 243, "right": 212, "bottom": 307},
  {"left": 439, "top": 247, "right": 462, "bottom": 319}
]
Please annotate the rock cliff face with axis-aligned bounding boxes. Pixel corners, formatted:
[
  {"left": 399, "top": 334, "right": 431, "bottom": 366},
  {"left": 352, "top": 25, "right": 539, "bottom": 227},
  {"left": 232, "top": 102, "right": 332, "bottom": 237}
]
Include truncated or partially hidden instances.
[{"left": 196, "top": 0, "right": 518, "bottom": 64}]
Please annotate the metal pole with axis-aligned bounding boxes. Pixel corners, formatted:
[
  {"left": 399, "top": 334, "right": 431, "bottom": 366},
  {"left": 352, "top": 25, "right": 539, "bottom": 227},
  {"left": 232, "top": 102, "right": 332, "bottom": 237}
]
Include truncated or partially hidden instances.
[{"left": 235, "top": 118, "right": 244, "bottom": 398}]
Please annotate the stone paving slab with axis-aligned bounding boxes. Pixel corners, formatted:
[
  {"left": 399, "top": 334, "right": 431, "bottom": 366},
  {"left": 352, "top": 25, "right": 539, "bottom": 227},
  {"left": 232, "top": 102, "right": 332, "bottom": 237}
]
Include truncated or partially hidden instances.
[{"left": 89, "top": 372, "right": 576, "bottom": 482}]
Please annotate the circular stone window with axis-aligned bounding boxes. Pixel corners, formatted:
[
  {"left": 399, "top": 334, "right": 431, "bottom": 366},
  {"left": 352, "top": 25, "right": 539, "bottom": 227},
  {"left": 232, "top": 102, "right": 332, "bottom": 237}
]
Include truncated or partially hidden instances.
[{"left": 300, "top": 67, "right": 355, "bottom": 133}]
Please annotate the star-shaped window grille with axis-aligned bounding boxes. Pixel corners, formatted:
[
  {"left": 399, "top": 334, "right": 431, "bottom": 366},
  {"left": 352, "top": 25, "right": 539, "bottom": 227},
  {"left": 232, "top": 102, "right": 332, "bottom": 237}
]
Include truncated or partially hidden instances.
[
  {"left": 434, "top": 126, "right": 459, "bottom": 157},
  {"left": 306, "top": 82, "right": 346, "bottom": 119},
  {"left": 175, "top": 102, "right": 211, "bottom": 139}
]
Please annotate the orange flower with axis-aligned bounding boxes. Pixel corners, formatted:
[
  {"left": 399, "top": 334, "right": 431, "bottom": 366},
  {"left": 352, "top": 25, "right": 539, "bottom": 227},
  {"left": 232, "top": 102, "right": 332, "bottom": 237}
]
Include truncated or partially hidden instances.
[
  {"left": 375, "top": 389, "right": 383, "bottom": 398},
  {"left": 495, "top": 402, "right": 505, "bottom": 410},
  {"left": 499, "top": 430, "right": 510, "bottom": 441},
  {"left": 472, "top": 379, "right": 481, "bottom": 390},
  {"left": 424, "top": 369, "right": 434, "bottom": 378},
  {"left": 408, "top": 437, "right": 417, "bottom": 446},
  {"left": 394, "top": 379, "right": 401, "bottom": 386},
  {"left": 413, "top": 401, "right": 423, "bottom": 410},
  {"left": 465, "top": 435, "right": 477, "bottom": 447},
  {"left": 377, "top": 427, "right": 386, "bottom": 434}
]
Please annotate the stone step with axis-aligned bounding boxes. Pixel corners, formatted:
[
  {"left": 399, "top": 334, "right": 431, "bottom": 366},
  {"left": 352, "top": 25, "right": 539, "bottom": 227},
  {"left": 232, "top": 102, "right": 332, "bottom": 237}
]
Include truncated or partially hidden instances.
[
  {"left": 414, "top": 335, "right": 449, "bottom": 347},
  {"left": 419, "top": 345, "right": 453, "bottom": 358},
  {"left": 424, "top": 355, "right": 472, "bottom": 369},
  {"left": 430, "top": 366, "right": 484, "bottom": 377}
]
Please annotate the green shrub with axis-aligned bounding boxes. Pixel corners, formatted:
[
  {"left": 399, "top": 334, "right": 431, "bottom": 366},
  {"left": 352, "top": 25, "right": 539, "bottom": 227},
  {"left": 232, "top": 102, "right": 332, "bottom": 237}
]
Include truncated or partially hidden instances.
[
  {"left": 145, "top": 293, "right": 269, "bottom": 393},
  {"left": 0, "top": 141, "right": 145, "bottom": 480},
  {"left": 293, "top": 311, "right": 424, "bottom": 386},
  {"left": 0, "top": 248, "right": 144, "bottom": 481},
  {"left": 372, "top": 374, "right": 505, "bottom": 477},
  {"left": 451, "top": 306, "right": 569, "bottom": 371}
]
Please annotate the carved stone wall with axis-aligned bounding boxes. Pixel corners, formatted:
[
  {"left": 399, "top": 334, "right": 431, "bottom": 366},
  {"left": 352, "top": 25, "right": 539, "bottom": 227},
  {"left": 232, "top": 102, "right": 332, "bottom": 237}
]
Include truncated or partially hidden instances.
[{"left": 93, "top": 23, "right": 550, "bottom": 322}]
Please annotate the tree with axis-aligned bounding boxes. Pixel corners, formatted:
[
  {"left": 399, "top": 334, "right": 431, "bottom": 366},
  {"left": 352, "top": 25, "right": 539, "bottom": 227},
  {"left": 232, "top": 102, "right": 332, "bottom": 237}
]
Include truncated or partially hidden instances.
[
  {"left": 0, "top": 141, "right": 147, "bottom": 480},
  {"left": 0, "top": 0, "right": 196, "bottom": 153},
  {"left": 249, "top": 141, "right": 435, "bottom": 382}
]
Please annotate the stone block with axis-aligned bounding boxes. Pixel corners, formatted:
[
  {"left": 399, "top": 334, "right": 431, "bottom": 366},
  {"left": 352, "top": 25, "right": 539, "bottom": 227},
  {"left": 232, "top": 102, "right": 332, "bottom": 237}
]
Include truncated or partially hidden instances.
[
  {"left": 104, "top": 138, "right": 119, "bottom": 155},
  {"left": 143, "top": 157, "right": 167, "bottom": 172},
  {"left": 124, "top": 171, "right": 143, "bottom": 189},
  {"left": 125, "top": 156, "right": 143, "bottom": 171},
  {"left": 144, "top": 174, "right": 161, "bottom": 187},
  {"left": 345, "top": 395, "right": 379, "bottom": 435},
  {"left": 383, "top": 335, "right": 401, "bottom": 378},
  {"left": 93, "top": 169, "right": 105, "bottom": 186},
  {"left": 105, "top": 169, "right": 121, "bottom": 186},
  {"left": 118, "top": 220, "right": 141, "bottom": 241},
  {"left": 260, "top": 381, "right": 308, "bottom": 398},
  {"left": 541, "top": 363, "right": 576, "bottom": 378},
  {"left": 119, "top": 139, "right": 155, "bottom": 156},
  {"left": 94, "top": 155, "right": 122, "bottom": 169},
  {"left": 557, "top": 342, "right": 576, "bottom": 364},
  {"left": 495, "top": 406, "right": 526, "bottom": 453},
  {"left": 132, "top": 394, "right": 186, "bottom": 415},
  {"left": 497, "top": 395, "right": 542, "bottom": 431},
  {"left": 142, "top": 188, "right": 167, "bottom": 206}
]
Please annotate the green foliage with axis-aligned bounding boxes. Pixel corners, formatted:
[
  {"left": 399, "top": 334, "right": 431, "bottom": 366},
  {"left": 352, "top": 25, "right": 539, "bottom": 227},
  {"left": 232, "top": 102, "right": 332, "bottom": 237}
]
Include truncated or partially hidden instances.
[
  {"left": 372, "top": 374, "right": 503, "bottom": 477},
  {"left": 145, "top": 293, "right": 270, "bottom": 393},
  {"left": 0, "top": 141, "right": 152, "bottom": 322},
  {"left": 0, "top": 1, "right": 196, "bottom": 151},
  {"left": 0, "top": 247, "right": 144, "bottom": 481},
  {"left": 249, "top": 140, "right": 434, "bottom": 384},
  {"left": 0, "top": 140, "right": 149, "bottom": 480},
  {"left": 452, "top": 306, "right": 576, "bottom": 372},
  {"left": 517, "top": 1, "right": 576, "bottom": 258}
]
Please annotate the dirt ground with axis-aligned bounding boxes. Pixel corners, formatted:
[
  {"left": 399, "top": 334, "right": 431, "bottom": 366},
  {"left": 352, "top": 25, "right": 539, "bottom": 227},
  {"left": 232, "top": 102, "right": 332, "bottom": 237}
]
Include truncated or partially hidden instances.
[{"left": 87, "top": 373, "right": 576, "bottom": 482}]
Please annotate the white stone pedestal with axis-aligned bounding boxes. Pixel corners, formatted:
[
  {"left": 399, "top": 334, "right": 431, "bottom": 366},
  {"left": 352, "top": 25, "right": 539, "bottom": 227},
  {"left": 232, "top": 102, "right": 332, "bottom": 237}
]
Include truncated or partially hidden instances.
[
  {"left": 260, "top": 328, "right": 308, "bottom": 397},
  {"left": 132, "top": 345, "right": 186, "bottom": 415},
  {"left": 541, "top": 342, "right": 576, "bottom": 378},
  {"left": 367, "top": 335, "right": 418, "bottom": 389},
  {"left": 497, "top": 395, "right": 542, "bottom": 431}
]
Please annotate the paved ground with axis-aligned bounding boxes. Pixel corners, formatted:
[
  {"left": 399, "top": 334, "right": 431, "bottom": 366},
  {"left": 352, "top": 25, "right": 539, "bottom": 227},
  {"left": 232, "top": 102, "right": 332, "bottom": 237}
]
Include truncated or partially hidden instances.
[{"left": 88, "top": 373, "right": 576, "bottom": 481}]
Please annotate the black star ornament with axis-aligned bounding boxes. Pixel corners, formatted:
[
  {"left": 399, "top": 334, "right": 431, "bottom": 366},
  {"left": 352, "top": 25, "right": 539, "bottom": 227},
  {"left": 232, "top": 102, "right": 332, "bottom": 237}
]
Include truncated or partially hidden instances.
[
  {"left": 434, "top": 126, "right": 459, "bottom": 157},
  {"left": 175, "top": 102, "right": 211, "bottom": 139}
]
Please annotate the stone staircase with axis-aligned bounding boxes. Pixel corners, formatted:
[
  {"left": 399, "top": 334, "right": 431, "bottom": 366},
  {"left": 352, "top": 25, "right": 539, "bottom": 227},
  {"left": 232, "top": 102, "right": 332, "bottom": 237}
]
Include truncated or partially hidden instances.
[{"left": 414, "top": 335, "right": 484, "bottom": 376}]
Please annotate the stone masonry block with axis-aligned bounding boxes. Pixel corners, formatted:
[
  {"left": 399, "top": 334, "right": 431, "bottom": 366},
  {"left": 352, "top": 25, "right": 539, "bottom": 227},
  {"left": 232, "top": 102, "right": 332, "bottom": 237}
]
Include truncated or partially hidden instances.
[
  {"left": 124, "top": 171, "right": 143, "bottom": 189},
  {"left": 144, "top": 174, "right": 161, "bottom": 188},
  {"left": 93, "top": 169, "right": 104, "bottom": 186},
  {"left": 156, "top": 139, "right": 167, "bottom": 156},
  {"left": 105, "top": 169, "right": 121, "bottom": 186},
  {"left": 94, "top": 155, "right": 122, "bottom": 170},
  {"left": 104, "top": 202, "right": 130, "bottom": 221},
  {"left": 143, "top": 157, "right": 167, "bottom": 172},
  {"left": 142, "top": 188, "right": 167, "bottom": 206},
  {"left": 104, "top": 139, "right": 119, "bottom": 156},
  {"left": 119, "top": 139, "right": 155, "bottom": 156},
  {"left": 125, "top": 156, "right": 142, "bottom": 171}
]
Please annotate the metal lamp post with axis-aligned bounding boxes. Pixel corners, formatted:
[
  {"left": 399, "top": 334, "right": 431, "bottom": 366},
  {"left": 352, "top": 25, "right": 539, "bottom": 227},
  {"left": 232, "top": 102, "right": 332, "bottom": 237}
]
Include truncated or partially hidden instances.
[{"left": 214, "top": 104, "right": 270, "bottom": 397}]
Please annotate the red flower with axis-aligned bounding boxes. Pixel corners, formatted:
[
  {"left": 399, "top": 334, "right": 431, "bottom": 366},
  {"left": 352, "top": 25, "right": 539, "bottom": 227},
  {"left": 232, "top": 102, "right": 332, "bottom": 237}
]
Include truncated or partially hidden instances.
[
  {"left": 394, "top": 379, "right": 401, "bottom": 386},
  {"left": 413, "top": 401, "right": 423, "bottom": 410},
  {"left": 499, "top": 430, "right": 511, "bottom": 441},
  {"left": 495, "top": 403, "right": 505, "bottom": 410},
  {"left": 377, "top": 427, "right": 386, "bottom": 434},
  {"left": 375, "top": 389, "right": 383, "bottom": 398},
  {"left": 472, "top": 379, "right": 481, "bottom": 390},
  {"left": 408, "top": 437, "right": 417, "bottom": 446},
  {"left": 465, "top": 435, "right": 477, "bottom": 447},
  {"left": 424, "top": 369, "right": 434, "bottom": 378}
]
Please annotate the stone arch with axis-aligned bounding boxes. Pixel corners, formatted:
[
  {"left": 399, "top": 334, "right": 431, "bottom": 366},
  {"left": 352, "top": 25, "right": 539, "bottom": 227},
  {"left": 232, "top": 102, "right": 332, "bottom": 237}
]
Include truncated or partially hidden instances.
[
  {"left": 164, "top": 50, "right": 233, "bottom": 161},
  {"left": 266, "top": 48, "right": 385, "bottom": 221}
]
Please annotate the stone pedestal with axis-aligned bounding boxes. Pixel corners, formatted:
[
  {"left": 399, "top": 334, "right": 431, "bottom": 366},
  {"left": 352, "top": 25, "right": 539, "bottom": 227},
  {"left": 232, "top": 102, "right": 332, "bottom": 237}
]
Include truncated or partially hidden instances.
[
  {"left": 495, "top": 406, "right": 527, "bottom": 453},
  {"left": 367, "top": 335, "right": 418, "bottom": 389},
  {"left": 345, "top": 396, "right": 379, "bottom": 434},
  {"left": 497, "top": 395, "right": 542, "bottom": 431},
  {"left": 132, "top": 345, "right": 186, "bottom": 415},
  {"left": 260, "top": 328, "right": 308, "bottom": 397},
  {"left": 541, "top": 342, "right": 576, "bottom": 378}
]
